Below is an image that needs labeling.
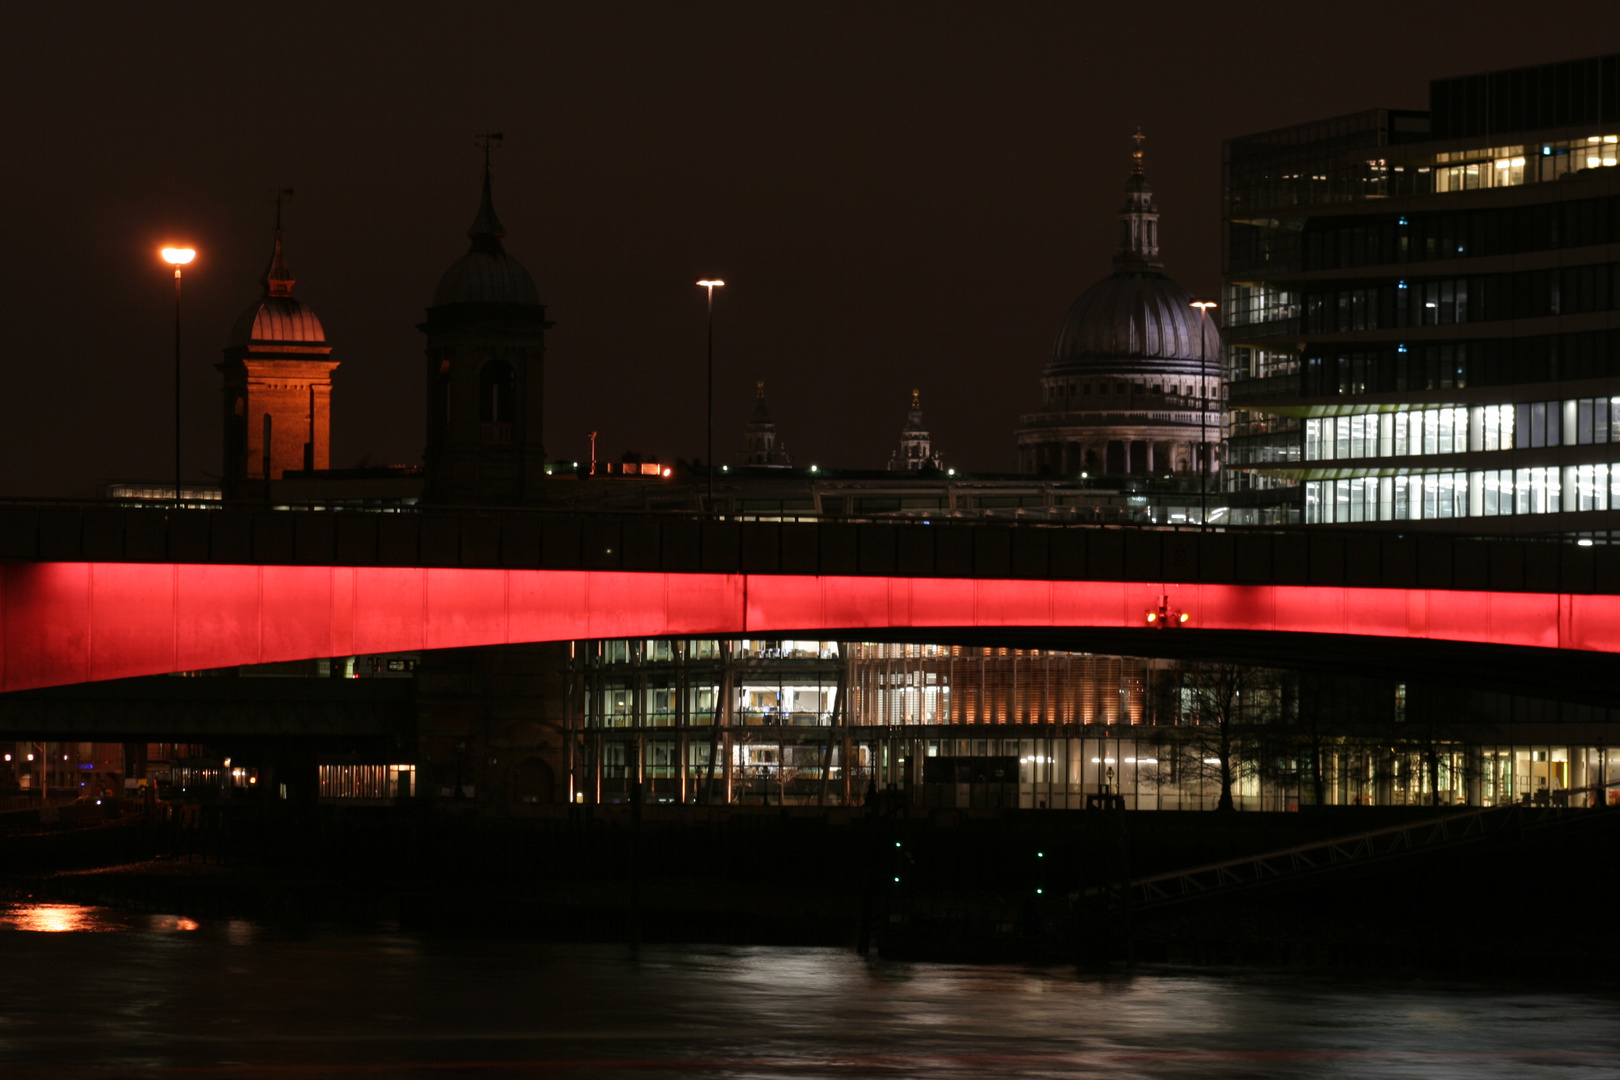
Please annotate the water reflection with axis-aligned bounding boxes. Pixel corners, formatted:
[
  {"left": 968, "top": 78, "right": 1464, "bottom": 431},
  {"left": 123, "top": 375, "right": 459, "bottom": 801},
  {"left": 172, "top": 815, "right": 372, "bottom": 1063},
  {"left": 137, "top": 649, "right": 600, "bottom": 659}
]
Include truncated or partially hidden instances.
[
  {"left": 0, "top": 905, "right": 1615, "bottom": 1078},
  {"left": 0, "top": 903, "right": 201, "bottom": 933},
  {"left": 0, "top": 902, "right": 122, "bottom": 932}
]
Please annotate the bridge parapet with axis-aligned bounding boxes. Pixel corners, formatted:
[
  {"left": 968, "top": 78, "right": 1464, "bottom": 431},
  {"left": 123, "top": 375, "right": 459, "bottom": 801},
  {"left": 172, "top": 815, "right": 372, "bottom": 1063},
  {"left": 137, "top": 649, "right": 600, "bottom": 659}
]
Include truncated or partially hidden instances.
[{"left": 0, "top": 504, "right": 1617, "bottom": 595}]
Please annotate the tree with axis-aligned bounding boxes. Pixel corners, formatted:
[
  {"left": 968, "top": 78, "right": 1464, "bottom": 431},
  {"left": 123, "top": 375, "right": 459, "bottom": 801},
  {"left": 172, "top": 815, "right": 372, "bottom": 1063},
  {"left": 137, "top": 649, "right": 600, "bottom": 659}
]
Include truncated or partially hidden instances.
[
  {"left": 1262, "top": 670, "right": 1392, "bottom": 808},
  {"left": 1398, "top": 682, "right": 1489, "bottom": 807},
  {"left": 1169, "top": 662, "right": 1281, "bottom": 812}
]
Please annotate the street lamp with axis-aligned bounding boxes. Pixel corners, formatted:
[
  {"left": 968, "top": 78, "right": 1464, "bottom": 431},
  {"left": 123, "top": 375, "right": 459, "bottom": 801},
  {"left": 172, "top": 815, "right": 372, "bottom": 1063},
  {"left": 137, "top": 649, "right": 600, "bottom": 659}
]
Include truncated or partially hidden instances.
[
  {"left": 162, "top": 247, "right": 197, "bottom": 508},
  {"left": 697, "top": 279, "right": 725, "bottom": 508},
  {"left": 1191, "top": 300, "right": 1218, "bottom": 531}
]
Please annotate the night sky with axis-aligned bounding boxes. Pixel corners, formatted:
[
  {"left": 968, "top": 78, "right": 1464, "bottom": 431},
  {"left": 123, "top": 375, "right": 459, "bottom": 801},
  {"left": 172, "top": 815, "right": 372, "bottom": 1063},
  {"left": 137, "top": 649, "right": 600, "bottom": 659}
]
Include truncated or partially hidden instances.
[{"left": 5, "top": 2, "right": 1620, "bottom": 496}]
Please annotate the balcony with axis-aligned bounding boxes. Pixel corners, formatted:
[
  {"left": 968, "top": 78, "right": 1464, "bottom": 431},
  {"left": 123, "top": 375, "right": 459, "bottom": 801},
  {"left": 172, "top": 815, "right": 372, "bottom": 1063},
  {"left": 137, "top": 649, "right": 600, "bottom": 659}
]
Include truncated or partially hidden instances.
[{"left": 479, "top": 422, "right": 513, "bottom": 446}]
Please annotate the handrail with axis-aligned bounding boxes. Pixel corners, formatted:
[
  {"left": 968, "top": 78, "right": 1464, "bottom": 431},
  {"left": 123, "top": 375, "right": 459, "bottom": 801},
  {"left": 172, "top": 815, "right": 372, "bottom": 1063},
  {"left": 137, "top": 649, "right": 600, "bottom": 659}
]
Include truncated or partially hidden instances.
[
  {"left": 1084, "top": 780, "right": 1620, "bottom": 911},
  {"left": 0, "top": 496, "right": 1606, "bottom": 545}
]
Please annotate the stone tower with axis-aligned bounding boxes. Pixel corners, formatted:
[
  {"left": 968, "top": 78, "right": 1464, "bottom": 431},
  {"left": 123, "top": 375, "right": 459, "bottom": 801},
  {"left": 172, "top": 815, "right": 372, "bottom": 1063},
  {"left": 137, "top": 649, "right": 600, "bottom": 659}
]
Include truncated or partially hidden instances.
[
  {"left": 422, "top": 158, "right": 551, "bottom": 502},
  {"left": 218, "top": 219, "right": 336, "bottom": 500}
]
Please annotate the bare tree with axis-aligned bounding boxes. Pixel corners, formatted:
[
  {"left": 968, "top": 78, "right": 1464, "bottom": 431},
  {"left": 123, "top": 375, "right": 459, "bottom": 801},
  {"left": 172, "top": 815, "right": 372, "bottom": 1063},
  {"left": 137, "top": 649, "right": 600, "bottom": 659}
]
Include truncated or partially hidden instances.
[
  {"left": 1261, "top": 671, "right": 1391, "bottom": 808},
  {"left": 1399, "top": 682, "right": 1489, "bottom": 807},
  {"left": 1171, "top": 662, "right": 1281, "bottom": 812}
]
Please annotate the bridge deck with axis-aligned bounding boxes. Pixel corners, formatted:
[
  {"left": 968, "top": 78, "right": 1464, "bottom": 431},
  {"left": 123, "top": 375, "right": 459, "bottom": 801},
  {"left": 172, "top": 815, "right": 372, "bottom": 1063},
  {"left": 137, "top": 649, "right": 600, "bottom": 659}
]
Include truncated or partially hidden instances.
[
  {"left": 4, "top": 506, "right": 1620, "bottom": 693},
  {"left": 0, "top": 503, "right": 1616, "bottom": 595}
]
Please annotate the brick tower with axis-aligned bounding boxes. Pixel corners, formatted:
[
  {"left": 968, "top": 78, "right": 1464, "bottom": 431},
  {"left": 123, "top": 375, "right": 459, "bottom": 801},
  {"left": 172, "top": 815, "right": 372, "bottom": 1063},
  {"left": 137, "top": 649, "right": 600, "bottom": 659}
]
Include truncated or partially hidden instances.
[{"left": 218, "top": 218, "right": 337, "bottom": 500}]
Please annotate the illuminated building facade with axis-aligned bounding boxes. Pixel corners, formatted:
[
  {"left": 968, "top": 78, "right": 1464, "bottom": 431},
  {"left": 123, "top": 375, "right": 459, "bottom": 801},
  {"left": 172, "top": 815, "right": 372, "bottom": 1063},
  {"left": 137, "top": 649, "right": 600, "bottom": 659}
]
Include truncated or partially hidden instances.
[
  {"left": 218, "top": 221, "right": 336, "bottom": 501},
  {"left": 1223, "top": 53, "right": 1620, "bottom": 534},
  {"left": 565, "top": 638, "right": 1620, "bottom": 811}
]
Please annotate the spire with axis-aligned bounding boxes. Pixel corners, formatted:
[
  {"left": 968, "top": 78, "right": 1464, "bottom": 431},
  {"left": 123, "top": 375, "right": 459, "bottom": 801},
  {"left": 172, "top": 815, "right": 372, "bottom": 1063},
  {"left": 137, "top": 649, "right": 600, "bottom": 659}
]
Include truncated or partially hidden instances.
[
  {"left": 1114, "top": 126, "right": 1162, "bottom": 271},
  {"left": 468, "top": 132, "right": 507, "bottom": 252},
  {"left": 751, "top": 380, "right": 773, "bottom": 423},
  {"left": 891, "top": 388, "right": 941, "bottom": 471},
  {"left": 904, "top": 389, "right": 926, "bottom": 433},
  {"left": 741, "top": 379, "right": 790, "bottom": 466},
  {"left": 262, "top": 189, "right": 296, "bottom": 297}
]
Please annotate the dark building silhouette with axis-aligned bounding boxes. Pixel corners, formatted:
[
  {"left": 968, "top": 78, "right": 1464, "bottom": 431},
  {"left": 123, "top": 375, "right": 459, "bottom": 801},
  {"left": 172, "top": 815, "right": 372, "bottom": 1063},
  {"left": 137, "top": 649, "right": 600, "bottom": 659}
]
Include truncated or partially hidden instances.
[
  {"left": 737, "top": 381, "right": 792, "bottom": 467},
  {"left": 422, "top": 164, "right": 551, "bottom": 503}
]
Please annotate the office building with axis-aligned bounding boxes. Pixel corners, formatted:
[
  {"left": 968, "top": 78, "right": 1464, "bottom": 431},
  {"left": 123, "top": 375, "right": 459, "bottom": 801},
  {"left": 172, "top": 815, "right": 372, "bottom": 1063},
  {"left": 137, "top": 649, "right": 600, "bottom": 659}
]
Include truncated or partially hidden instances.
[{"left": 1224, "top": 54, "right": 1620, "bottom": 534}]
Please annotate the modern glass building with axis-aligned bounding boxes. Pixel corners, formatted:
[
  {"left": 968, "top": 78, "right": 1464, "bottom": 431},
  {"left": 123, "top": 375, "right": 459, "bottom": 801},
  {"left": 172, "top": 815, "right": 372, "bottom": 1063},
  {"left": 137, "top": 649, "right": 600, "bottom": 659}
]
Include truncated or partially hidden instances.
[
  {"left": 564, "top": 638, "right": 1620, "bottom": 811},
  {"left": 1223, "top": 54, "right": 1620, "bottom": 535}
]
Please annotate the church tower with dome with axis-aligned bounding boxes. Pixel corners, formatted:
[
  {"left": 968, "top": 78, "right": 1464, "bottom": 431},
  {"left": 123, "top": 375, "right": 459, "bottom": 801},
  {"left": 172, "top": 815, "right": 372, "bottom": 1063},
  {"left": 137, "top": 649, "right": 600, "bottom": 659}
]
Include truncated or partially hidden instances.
[
  {"left": 421, "top": 149, "right": 552, "bottom": 503},
  {"left": 1016, "top": 131, "right": 1222, "bottom": 480},
  {"left": 218, "top": 211, "right": 337, "bottom": 501}
]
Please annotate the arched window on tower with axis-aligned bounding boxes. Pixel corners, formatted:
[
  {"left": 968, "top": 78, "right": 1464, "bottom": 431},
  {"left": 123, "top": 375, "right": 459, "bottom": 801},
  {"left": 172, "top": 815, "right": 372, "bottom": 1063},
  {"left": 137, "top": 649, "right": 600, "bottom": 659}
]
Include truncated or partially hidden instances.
[{"left": 479, "top": 360, "right": 515, "bottom": 445}]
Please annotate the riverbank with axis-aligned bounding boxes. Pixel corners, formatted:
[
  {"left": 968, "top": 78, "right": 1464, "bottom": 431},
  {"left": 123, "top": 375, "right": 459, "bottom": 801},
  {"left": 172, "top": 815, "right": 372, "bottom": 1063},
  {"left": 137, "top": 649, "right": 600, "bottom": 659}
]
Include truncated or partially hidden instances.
[{"left": 7, "top": 802, "right": 1619, "bottom": 979}]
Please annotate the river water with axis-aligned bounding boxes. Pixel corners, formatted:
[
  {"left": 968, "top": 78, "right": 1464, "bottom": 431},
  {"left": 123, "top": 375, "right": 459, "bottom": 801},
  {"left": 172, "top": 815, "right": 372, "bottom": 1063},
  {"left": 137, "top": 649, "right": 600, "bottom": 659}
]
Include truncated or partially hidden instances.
[{"left": 0, "top": 901, "right": 1616, "bottom": 1078}]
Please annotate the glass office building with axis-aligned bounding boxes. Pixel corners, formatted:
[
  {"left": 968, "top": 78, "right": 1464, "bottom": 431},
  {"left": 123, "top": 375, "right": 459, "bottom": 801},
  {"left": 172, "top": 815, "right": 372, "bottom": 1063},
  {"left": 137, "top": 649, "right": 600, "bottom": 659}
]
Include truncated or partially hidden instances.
[
  {"left": 1223, "top": 54, "right": 1620, "bottom": 536},
  {"left": 565, "top": 638, "right": 1620, "bottom": 811}
]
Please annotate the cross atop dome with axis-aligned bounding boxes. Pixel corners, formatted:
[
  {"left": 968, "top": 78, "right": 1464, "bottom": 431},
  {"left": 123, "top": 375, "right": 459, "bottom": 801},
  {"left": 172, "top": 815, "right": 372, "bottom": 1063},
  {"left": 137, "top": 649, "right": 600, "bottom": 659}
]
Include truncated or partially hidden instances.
[{"left": 1131, "top": 126, "right": 1145, "bottom": 175}]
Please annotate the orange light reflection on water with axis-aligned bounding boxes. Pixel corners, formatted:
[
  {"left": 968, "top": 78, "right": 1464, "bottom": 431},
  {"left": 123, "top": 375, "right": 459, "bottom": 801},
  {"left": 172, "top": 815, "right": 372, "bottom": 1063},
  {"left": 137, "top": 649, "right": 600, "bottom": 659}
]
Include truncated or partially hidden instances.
[
  {"left": 0, "top": 904, "right": 201, "bottom": 933},
  {"left": 2, "top": 904, "right": 118, "bottom": 932}
]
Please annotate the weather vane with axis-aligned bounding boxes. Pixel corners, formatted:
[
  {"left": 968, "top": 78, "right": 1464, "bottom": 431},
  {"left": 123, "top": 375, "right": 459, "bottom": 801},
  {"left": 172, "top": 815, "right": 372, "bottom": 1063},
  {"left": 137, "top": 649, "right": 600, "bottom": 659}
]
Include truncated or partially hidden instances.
[
  {"left": 476, "top": 131, "right": 504, "bottom": 173},
  {"left": 273, "top": 187, "right": 294, "bottom": 229}
]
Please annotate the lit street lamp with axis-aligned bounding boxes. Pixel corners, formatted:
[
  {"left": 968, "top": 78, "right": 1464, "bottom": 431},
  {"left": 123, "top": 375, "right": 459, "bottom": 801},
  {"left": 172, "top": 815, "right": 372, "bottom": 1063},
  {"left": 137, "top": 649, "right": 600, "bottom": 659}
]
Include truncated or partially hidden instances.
[
  {"left": 697, "top": 279, "right": 725, "bottom": 508},
  {"left": 162, "top": 246, "right": 197, "bottom": 507},
  {"left": 1191, "top": 299, "right": 1218, "bottom": 531}
]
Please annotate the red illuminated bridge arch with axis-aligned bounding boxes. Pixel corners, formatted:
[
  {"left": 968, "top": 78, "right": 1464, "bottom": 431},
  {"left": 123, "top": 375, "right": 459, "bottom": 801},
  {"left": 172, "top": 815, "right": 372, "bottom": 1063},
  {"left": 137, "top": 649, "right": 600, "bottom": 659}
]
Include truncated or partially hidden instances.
[{"left": 5, "top": 561, "right": 1620, "bottom": 692}]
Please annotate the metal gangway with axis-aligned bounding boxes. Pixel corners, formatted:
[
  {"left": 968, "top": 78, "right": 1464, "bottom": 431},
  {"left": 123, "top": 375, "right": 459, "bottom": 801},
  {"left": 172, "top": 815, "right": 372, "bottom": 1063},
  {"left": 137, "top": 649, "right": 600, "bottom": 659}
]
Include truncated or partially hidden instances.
[{"left": 1082, "top": 786, "right": 1618, "bottom": 915}]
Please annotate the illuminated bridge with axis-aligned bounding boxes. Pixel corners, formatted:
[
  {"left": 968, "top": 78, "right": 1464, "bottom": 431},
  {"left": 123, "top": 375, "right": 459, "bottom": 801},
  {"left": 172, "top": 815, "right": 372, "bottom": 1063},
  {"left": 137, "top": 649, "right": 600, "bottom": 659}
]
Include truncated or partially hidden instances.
[{"left": 3, "top": 502, "right": 1620, "bottom": 695}]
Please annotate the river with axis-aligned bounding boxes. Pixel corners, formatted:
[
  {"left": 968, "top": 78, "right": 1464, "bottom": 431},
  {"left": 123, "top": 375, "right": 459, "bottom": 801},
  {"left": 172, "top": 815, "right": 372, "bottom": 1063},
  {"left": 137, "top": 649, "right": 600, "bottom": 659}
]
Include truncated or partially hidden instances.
[{"left": 0, "top": 901, "right": 1616, "bottom": 1078}]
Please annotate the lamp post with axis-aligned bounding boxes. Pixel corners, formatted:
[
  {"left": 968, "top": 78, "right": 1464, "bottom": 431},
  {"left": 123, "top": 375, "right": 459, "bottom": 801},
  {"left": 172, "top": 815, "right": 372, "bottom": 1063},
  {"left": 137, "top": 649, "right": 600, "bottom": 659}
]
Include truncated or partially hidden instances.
[
  {"left": 1191, "top": 300, "right": 1218, "bottom": 531},
  {"left": 162, "top": 247, "right": 197, "bottom": 507},
  {"left": 697, "top": 280, "right": 725, "bottom": 509}
]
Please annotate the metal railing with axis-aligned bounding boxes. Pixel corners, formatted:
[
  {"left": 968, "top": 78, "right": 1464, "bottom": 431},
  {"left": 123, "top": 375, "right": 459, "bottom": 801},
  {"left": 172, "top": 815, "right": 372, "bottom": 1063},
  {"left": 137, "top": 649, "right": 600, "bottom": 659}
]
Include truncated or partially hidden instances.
[{"left": 1082, "top": 783, "right": 1620, "bottom": 914}]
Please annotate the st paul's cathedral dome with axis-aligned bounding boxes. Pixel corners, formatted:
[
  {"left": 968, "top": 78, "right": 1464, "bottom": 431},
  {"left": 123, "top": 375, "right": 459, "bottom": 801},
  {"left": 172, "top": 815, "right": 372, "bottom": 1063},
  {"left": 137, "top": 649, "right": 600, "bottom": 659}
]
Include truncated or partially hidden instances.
[{"left": 1016, "top": 131, "right": 1223, "bottom": 480}]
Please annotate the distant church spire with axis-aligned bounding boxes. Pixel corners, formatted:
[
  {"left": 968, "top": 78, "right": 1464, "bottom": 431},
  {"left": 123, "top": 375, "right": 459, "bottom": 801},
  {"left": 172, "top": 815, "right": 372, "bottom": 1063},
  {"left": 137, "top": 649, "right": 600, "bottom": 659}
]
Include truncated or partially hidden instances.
[
  {"left": 889, "top": 389, "right": 943, "bottom": 471},
  {"left": 738, "top": 379, "right": 791, "bottom": 467},
  {"left": 1114, "top": 126, "right": 1162, "bottom": 271}
]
